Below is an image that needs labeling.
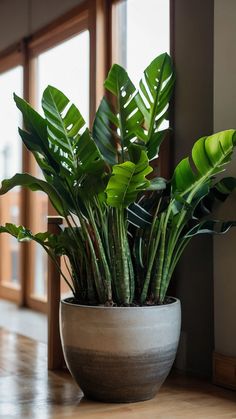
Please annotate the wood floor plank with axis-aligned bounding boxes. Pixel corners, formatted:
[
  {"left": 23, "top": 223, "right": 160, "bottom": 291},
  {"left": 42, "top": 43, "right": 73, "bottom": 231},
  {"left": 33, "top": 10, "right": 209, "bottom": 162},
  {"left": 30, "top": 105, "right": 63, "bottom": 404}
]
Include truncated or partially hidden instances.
[{"left": 0, "top": 327, "right": 236, "bottom": 418}]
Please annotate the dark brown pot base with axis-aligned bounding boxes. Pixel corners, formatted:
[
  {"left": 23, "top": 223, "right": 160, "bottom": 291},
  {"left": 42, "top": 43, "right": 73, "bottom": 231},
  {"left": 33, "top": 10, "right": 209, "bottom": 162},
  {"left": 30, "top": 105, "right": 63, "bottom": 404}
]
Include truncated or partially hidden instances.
[{"left": 64, "top": 346, "right": 176, "bottom": 403}]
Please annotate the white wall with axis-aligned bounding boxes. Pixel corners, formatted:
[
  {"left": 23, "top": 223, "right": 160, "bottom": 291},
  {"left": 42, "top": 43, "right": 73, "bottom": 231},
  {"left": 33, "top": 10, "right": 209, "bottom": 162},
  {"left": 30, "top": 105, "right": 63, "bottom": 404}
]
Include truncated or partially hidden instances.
[
  {"left": 214, "top": 0, "right": 236, "bottom": 356},
  {"left": 0, "top": 0, "right": 84, "bottom": 52}
]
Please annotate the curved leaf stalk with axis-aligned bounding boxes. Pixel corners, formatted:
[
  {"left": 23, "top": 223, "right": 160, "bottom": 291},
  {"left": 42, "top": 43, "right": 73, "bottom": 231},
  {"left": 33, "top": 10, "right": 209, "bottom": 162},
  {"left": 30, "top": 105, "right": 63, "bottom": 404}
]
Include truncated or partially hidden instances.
[
  {"left": 108, "top": 210, "right": 122, "bottom": 302},
  {"left": 87, "top": 203, "right": 112, "bottom": 302},
  {"left": 153, "top": 209, "right": 172, "bottom": 302},
  {"left": 94, "top": 198, "right": 111, "bottom": 262},
  {"left": 159, "top": 184, "right": 210, "bottom": 301},
  {"left": 62, "top": 181, "right": 107, "bottom": 302},
  {"left": 67, "top": 253, "right": 84, "bottom": 299},
  {"left": 140, "top": 217, "right": 162, "bottom": 303},
  {"left": 84, "top": 256, "right": 97, "bottom": 303},
  {"left": 158, "top": 205, "right": 189, "bottom": 301},
  {"left": 123, "top": 215, "right": 135, "bottom": 301},
  {"left": 160, "top": 237, "right": 191, "bottom": 301},
  {"left": 146, "top": 197, "right": 162, "bottom": 257},
  {"left": 127, "top": 248, "right": 135, "bottom": 301},
  {"left": 44, "top": 246, "right": 75, "bottom": 296},
  {"left": 81, "top": 218, "right": 106, "bottom": 303},
  {"left": 70, "top": 192, "right": 106, "bottom": 303},
  {"left": 116, "top": 208, "right": 131, "bottom": 304}
]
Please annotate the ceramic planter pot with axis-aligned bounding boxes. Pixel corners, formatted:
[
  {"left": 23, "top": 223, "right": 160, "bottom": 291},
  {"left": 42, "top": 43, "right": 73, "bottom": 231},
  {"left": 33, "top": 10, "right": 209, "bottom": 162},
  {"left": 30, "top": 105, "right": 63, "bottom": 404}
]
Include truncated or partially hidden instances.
[{"left": 60, "top": 298, "right": 181, "bottom": 403}]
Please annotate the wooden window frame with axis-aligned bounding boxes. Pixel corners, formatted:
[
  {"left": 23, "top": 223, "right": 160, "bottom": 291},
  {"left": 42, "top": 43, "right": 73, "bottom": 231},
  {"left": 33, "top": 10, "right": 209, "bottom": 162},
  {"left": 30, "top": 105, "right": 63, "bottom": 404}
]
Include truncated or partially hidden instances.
[{"left": 0, "top": 43, "right": 25, "bottom": 304}]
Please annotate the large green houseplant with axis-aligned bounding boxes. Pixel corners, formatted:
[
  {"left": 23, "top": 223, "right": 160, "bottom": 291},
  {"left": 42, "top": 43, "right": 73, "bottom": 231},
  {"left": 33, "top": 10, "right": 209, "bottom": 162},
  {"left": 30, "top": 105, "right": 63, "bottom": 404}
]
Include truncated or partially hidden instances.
[{"left": 0, "top": 53, "right": 236, "bottom": 402}]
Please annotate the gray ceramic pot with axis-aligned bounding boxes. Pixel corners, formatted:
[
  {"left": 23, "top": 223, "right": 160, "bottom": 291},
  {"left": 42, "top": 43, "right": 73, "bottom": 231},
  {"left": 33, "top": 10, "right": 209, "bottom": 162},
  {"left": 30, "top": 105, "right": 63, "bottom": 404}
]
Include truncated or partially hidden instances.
[{"left": 60, "top": 298, "right": 181, "bottom": 403}]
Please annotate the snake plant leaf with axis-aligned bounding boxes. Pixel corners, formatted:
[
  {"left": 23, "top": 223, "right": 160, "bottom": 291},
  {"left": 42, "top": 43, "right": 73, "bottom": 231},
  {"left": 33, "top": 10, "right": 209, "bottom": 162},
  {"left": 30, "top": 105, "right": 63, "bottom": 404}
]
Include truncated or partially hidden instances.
[
  {"left": 136, "top": 53, "right": 175, "bottom": 157},
  {"left": 92, "top": 97, "right": 118, "bottom": 165},
  {"left": 104, "top": 64, "right": 144, "bottom": 151},
  {"left": 42, "top": 85, "right": 105, "bottom": 177},
  {"left": 0, "top": 173, "right": 66, "bottom": 216},
  {"left": 106, "top": 151, "right": 153, "bottom": 208},
  {"left": 14, "top": 94, "right": 60, "bottom": 173},
  {"left": 127, "top": 202, "right": 153, "bottom": 229},
  {"left": 184, "top": 220, "right": 236, "bottom": 238},
  {"left": 172, "top": 130, "right": 236, "bottom": 197}
]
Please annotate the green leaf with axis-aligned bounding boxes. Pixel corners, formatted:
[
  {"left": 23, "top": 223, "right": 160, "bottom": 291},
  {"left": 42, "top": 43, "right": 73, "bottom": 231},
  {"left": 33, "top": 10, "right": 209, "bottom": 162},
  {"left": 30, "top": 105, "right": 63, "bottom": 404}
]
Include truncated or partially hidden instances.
[
  {"left": 75, "top": 128, "right": 105, "bottom": 176},
  {"left": 147, "top": 130, "right": 168, "bottom": 160},
  {"left": 127, "top": 203, "right": 153, "bottom": 229},
  {"left": 136, "top": 53, "right": 175, "bottom": 156},
  {"left": 0, "top": 223, "right": 57, "bottom": 246},
  {"left": 104, "top": 64, "right": 144, "bottom": 153},
  {"left": 106, "top": 151, "right": 153, "bottom": 208},
  {"left": 0, "top": 173, "right": 66, "bottom": 215},
  {"left": 14, "top": 94, "right": 60, "bottom": 173},
  {"left": 172, "top": 130, "right": 236, "bottom": 198},
  {"left": 92, "top": 97, "right": 118, "bottom": 165},
  {"left": 42, "top": 85, "right": 105, "bottom": 177}
]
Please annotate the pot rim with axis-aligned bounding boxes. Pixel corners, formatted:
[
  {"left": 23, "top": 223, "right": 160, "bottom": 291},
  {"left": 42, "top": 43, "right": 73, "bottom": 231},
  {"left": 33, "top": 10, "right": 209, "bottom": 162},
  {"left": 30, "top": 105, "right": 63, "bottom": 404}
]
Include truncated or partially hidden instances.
[{"left": 60, "top": 296, "right": 180, "bottom": 310}]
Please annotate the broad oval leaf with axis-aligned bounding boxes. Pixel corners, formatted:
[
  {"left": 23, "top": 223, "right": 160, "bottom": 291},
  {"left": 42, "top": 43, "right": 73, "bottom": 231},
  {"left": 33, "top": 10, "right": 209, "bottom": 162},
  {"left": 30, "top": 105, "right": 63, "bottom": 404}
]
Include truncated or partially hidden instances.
[
  {"left": 42, "top": 86, "right": 105, "bottom": 177},
  {"left": 172, "top": 130, "right": 236, "bottom": 197},
  {"left": 106, "top": 151, "right": 153, "bottom": 208},
  {"left": 14, "top": 93, "right": 60, "bottom": 173},
  {"left": 92, "top": 97, "right": 118, "bottom": 165}
]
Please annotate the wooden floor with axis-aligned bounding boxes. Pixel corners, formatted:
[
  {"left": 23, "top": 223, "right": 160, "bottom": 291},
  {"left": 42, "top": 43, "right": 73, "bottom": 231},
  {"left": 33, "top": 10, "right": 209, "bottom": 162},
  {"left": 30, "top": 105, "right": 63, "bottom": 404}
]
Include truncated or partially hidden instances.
[{"left": 0, "top": 328, "right": 236, "bottom": 418}]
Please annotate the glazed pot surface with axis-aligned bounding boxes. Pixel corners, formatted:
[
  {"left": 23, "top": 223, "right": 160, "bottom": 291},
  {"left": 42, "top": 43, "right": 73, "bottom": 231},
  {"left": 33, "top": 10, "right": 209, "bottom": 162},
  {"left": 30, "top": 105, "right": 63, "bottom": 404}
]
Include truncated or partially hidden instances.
[{"left": 60, "top": 298, "right": 181, "bottom": 403}]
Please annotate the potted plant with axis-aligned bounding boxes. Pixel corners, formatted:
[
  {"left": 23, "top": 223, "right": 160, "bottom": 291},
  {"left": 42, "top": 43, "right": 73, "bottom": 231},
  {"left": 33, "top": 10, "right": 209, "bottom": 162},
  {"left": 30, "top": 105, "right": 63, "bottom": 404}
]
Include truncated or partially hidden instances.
[{"left": 0, "top": 53, "right": 236, "bottom": 403}]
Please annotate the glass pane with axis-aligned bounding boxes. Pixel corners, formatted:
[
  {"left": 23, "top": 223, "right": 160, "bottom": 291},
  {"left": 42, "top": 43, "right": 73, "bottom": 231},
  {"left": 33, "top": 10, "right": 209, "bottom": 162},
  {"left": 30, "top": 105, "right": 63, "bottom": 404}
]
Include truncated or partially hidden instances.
[
  {"left": 0, "top": 65, "right": 23, "bottom": 287},
  {"left": 32, "top": 30, "right": 90, "bottom": 298},
  {"left": 115, "top": 0, "right": 170, "bottom": 86},
  {"left": 38, "top": 30, "right": 90, "bottom": 123}
]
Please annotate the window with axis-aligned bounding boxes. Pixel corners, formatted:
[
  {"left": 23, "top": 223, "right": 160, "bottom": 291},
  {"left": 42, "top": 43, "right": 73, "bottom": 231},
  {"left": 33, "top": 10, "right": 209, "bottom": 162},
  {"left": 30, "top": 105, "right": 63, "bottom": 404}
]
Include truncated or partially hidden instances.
[
  {"left": 0, "top": 0, "right": 171, "bottom": 310},
  {"left": 0, "top": 63, "right": 23, "bottom": 301},
  {"left": 113, "top": 0, "right": 170, "bottom": 84},
  {"left": 30, "top": 31, "right": 90, "bottom": 300},
  {"left": 37, "top": 31, "right": 90, "bottom": 123}
]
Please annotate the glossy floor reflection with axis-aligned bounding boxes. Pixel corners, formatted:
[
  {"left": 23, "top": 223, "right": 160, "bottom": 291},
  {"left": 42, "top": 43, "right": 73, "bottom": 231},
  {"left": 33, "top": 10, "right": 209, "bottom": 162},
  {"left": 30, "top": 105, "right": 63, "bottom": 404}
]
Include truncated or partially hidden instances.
[
  {"left": 0, "top": 300, "right": 47, "bottom": 342},
  {"left": 0, "top": 327, "right": 236, "bottom": 418}
]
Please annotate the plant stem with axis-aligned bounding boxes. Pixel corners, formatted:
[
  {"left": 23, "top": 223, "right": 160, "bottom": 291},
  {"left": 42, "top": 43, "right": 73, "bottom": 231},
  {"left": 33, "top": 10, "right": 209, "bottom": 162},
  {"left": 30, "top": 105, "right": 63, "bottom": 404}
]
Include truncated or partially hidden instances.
[
  {"left": 140, "top": 217, "right": 162, "bottom": 303},
  {"left": 160, "top": 237, "right": 191, "bottom": 300},
  {"left": 116, "top": 207, "right": 130, "bottom": 304},
  {"left": 87, "top": 203, "right": 112, "bottom": 302},
  {"left": 153, "top": 211, "right": 168, "bottom": 302}
]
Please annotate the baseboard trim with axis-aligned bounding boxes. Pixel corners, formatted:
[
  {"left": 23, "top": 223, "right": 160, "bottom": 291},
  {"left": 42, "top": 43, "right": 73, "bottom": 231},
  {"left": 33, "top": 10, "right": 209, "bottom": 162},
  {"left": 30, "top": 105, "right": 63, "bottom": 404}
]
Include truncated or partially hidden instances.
[{"left": 213, "top": 352, "right": 236, "bottom": 390}]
